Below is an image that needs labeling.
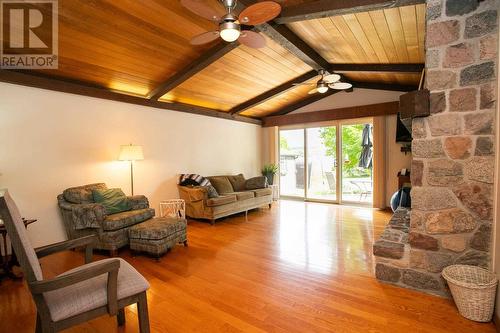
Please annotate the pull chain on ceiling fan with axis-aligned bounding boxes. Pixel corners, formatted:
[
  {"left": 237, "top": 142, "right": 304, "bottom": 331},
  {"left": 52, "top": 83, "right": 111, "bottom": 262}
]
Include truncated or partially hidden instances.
[{"left": 181, "top": 0, "right": 282, "bottom": 48}]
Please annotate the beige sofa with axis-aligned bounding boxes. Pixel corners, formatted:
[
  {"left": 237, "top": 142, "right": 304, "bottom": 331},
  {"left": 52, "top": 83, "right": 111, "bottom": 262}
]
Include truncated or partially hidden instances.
[{"left": 178, "top": 174, "right": 272, "bottom": 225}]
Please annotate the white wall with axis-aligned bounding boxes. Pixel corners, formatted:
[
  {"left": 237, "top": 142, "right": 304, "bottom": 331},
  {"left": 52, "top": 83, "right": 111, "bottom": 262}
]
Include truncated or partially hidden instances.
[
  {"left": 385, "top": 114, "right": 412, "bottom": 207},
  {"left": 292, "top": 88, "right": 405, "bottom": 113},
  {"left": 0, "top": 82, "right": 262, "bottom": 248}
]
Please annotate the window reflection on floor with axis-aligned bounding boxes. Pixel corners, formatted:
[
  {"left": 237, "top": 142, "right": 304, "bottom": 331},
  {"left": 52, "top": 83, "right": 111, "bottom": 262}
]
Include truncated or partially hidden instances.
[{"left": 277, "top": 200, "right": 375, "bottom": 276}]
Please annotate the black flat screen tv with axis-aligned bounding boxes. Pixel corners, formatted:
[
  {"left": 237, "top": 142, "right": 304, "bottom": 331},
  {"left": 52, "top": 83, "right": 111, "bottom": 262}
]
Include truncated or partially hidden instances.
[{"left": 396, "top": 113, "right": 412, "bottom": 143}]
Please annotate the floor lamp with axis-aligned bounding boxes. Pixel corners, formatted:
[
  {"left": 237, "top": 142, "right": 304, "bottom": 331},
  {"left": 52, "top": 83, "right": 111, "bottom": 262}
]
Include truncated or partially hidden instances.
[{"left": 119, "top": 144, "right": 144, "bottom": 195}]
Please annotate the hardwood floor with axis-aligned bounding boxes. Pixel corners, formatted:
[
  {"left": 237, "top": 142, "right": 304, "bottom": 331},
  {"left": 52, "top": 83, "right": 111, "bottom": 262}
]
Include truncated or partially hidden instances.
[{"left": 0, "top": 200, "right": 496, "bottom": 332}]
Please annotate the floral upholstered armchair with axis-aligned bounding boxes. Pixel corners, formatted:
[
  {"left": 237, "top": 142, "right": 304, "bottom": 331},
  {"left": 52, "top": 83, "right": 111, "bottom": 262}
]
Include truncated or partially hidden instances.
[{"left": 57, "top": 183, "right": 155, "bottom": 256}]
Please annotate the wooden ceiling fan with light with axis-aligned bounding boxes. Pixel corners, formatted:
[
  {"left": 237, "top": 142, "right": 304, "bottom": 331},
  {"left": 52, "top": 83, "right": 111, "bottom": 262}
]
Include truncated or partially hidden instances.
[
  {"left": 181, "top": 0, "right": 282, "bottom": 48},
  {"left": 294, "top": 69, "right": 353, "bottom": 94}
]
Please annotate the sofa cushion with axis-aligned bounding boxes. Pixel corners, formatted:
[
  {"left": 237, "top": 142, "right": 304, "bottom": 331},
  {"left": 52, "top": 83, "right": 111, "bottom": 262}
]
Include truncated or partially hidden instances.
[
  {"left": 208, "top": 176, "right": 234, "bottom": 194},
  {"left": 245, "top": 176, "right": 268, "bottom": 190},
  {"left": 223, "top": 191, "right": 255, "bottom": 201},
  {"left": 252, "top": 188, "right": 272, "bottom": 197},
  {"left": 63, "top": 183, "right": 107, "bottom": 204},
  {"left": 205, "top": 194, "right": 236, "bottom": 207},
  {"left": 226, "top": 174, "right": 246, "bottom": 191},
  {"left": 93, "top": 188, "right": 131, "bottom": 215},
  {"left": 102, "top": 208, "right": 155, "bottom": 231}
]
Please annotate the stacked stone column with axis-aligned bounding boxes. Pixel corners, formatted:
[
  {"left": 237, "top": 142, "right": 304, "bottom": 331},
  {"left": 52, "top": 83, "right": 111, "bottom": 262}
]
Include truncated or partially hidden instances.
[{"left": 409, "top": 0, "right": 498, "bottom": 296}]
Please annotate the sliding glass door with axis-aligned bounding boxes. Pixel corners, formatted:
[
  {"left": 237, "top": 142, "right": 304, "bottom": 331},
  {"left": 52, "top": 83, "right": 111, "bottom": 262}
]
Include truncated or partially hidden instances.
[
  {"left": 306, "top": 126, "right": 337, "bottom": 202},
  {"left": 279, "top": 120, "right": 373, "bottom": 206},
  {"left": 279, "top": 129, "right": 305, "bottom": 198},
  {"left": 341, "top": 124, "right": 373, "bottom": 205}
]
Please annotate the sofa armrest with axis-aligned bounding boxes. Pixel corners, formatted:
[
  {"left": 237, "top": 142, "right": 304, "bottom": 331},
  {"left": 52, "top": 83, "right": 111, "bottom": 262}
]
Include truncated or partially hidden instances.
[
  {"left": 70, "top": 203, "right": 106, "bottom": 230},
  {"left": 127, "top": 195, "right": 149, "bottom": 210},
  {"left": 178, "top": 186, "right": 208, "bottom": 202}
]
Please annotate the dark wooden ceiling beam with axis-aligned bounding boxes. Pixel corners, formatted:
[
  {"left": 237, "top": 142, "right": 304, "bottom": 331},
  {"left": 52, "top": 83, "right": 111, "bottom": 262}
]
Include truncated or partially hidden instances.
[
  {"left": 330, "top": 63, "right": 424, "bottom": 73},
  {"left": 230, "top": 70, "right": 318, "bottom": 115},
  {"left": 255, "top": 23, "right": 331, "bottom": 71},
  {"left": 263, "top": 101, "right": 399, "bottom": 127},
  {"left": 0, "top": 70, "right": 261, "bottom": 125},
  {"left": 350, "top": 81, "right": 417, "bottom": 91},
  {"left": 275, "top": 0, "right": 426, "bottom": 24},
  {"left": 237, "top": 0, "right": 330, "bottom": 71},
  {"left": 146, "top": 41, "right": 240, "bottom": 100}
]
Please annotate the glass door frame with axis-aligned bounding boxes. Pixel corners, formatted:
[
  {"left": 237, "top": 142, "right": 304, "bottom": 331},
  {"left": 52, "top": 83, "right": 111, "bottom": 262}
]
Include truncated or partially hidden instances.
[{"left": 278, "top": 117, "right": 373, "bottom": 206}]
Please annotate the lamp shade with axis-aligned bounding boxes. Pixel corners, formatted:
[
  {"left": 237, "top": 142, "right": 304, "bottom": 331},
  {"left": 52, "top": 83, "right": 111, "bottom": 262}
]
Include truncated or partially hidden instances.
[{"left": 119, "top": 144, "right": 144, "bottom": 161}]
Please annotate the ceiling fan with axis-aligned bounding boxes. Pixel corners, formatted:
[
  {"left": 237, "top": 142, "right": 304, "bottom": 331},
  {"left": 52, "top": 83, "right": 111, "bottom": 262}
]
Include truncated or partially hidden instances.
[
  {"left": 294, "top": 70, "right": 353, "bottom": 94},
  {"left": 181, "top": 0, "right": 282, "bottom": 48}
]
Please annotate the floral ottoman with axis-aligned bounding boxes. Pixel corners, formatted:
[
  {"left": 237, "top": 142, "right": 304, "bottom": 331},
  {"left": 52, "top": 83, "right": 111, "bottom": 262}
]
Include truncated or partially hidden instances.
[{"left": 128, "top": 217, "right": 187, "bottom": 259}]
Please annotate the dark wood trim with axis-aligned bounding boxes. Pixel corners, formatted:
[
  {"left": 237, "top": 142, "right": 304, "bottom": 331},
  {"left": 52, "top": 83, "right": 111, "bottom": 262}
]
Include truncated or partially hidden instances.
[
  {"left": 0, "top": 70, "right": 261, "bottom": 125},
  {"left": 255, "top": 22, "right": 330, "bottom": 71},
  {"left": 267, "top": 89, "right": 340, "bottom": 117},
  {"left": 275, "top": 0, "right": 426, "bottom": 24},
  {"left": 330, "top": 63, "right": 424, "bottom": 73},
  {"left": 351, "top": 81, "right": 417, "bottom": 91},
  {"left": 146, "top": 41, "right": 240, "bottom": 100},
  {"left": 262, "top": 101, "right": 399, "bottom": 127},
  {"left": 230, "top": 70, "right": 318, "bottom": 114},
  {"left": 237, "top": 0, "right": 330, "bottom": 71}
]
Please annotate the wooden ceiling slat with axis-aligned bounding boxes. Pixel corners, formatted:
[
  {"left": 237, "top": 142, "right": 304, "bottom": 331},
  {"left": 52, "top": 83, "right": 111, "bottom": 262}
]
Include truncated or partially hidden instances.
[
  {"left": 354, "top": 12, "right": 390, "bottom": 63},
  {"left": 275, "top": 0, "right": 425, "bottom": 24},
  {"left": 399, "top": 6, "right": 420, "bottom": 63},
  {"left": 384, "top": 8, "right": 410, "bottom": 62},
  {"left": 342, "top": 14, "right": 380, "bottom": 61},
  {"left": 147, "top": 42, "right": 240, "bottom": 100},
  {"left": 287, "top": 4, "right": 425, "bottom": 65},
  {"left": 416, "top": 4, "right": 426, "bottom": 61}
]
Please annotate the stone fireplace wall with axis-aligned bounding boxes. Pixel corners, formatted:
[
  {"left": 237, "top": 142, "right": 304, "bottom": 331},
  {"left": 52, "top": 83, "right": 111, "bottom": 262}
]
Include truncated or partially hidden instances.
[{"left": 409, "top": 0, "right": 498, "bottom": 296}]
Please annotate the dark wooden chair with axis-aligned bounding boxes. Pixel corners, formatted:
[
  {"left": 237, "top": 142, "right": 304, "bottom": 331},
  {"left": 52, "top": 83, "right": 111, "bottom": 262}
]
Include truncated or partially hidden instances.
[{"left": 0, "top": 189, "right": 151, "bottom": 333}]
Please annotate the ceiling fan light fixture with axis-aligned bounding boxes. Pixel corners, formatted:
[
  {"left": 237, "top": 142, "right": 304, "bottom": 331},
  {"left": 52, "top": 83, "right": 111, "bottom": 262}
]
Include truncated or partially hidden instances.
[
  {"left": 317, "top": 86, "right": 329, "bottom": 94},
  {"left": 220, "top": 21, "right": 240, "bottom": 42},
  {"left": 330, "top": 82, "right": 353, "bottom": 90}
]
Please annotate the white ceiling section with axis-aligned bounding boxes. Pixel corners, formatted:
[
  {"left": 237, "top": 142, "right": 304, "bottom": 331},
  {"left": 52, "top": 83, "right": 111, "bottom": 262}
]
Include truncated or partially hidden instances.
[{"left": 291, "top": 89, "right": 404, "bottom": 114}]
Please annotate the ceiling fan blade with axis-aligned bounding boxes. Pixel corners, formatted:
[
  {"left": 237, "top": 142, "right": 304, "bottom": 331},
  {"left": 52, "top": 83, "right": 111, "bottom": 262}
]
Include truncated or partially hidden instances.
[
  {"left": 329, "top": 82, "right": 353, "bottom": 90},
  {"left": 308, "top": 88, "right": 318, "bottom": 94},
  {"left": 180, "top": 0, "right": 222, "bottom": 21},
  {"left": 324, "top": 73, "right": 341, "bottom": 83},
  {"left": 190, "top": 31, "right": 220, "bottom": 45},
  {"left": 239, "top": 1, "right": 282, "bottom": 25},
  {"left": 239, "top": 30, "right": 266, "bottom": 49},
  {"left": 292, "top": 82, "right": 315, "bottom": 86}
]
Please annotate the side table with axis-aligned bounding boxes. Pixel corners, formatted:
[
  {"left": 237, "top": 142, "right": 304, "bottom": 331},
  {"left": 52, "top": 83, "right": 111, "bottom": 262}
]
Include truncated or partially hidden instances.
[
  {"left": 0, "top": 218, "right": 37, "bottom": 281},
  {"left": 159, "top": 199, "right": 186, "bottom": 219},
  {"left": 269, "top": 184, "right": 279, "bottom": 201}
]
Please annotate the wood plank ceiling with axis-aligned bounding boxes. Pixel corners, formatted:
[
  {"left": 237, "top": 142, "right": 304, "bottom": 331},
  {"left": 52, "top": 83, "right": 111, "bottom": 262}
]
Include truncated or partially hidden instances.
[{"left": 0, "top": 0, "right": 426, "bottom": 122}]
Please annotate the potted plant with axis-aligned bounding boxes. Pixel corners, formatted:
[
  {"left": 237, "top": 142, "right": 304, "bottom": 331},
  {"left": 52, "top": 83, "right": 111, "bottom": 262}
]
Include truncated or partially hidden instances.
[{"left": 262, "top": 164, "right": 278, "bottom": 185}]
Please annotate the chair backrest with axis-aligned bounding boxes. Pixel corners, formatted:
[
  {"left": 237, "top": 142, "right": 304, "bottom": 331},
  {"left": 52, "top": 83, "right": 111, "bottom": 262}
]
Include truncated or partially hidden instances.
[{"left": 0, "top": 189, "right": 43, "bottom": 282}]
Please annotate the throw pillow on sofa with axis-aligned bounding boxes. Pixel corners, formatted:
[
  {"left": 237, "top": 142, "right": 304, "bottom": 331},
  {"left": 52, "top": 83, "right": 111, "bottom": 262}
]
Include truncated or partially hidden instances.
[
  {"left": 245, "top": 176, "right": 268, "bottom": 190},
  {"left": 227, "top": 174, "right": 246, "bottom": 191},
  {"left": 208, "top": 176, "right": 234, "bottom": 194},
  {"left": 92, "top": 188, "right": 131, "bottom": 215},
  {"left": 204, "top": 185, "right": 219, "bottom": 198}
]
